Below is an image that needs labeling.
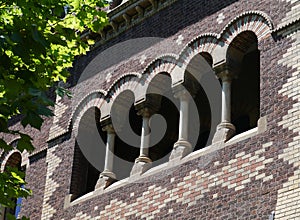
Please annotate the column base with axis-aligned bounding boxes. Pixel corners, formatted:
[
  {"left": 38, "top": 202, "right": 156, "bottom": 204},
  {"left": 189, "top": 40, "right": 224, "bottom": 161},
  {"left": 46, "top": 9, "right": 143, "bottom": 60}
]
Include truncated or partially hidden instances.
[
  {"left": 94, "top": 171, "right": 116, "bottom": 190},
  {"left": 212, "top": 122, "right": 236, "bottom": 143},
  {"left": 130, "top": 156, "right": 152, "bottom": 176},
  {"left": 169, "top": 140, "right": 192, "bottom": 161}
]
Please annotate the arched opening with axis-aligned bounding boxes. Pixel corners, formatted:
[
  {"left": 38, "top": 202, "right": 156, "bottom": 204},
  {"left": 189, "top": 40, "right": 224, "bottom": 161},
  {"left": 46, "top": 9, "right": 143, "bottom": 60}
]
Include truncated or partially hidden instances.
[
  {"left": 111, "top": 90, "right": 140, "bottom": 180},
  {"left": 184, "top": 52, "right": 217, "bottom": 151},
  {"left": 228, "top": 31, "right": 260, "bottom": 134},
  {"left": 146, "top": 73, "right": 179, "bottom": 166},
  {"left": 70, "top": 107, "right": 104, "bottom": 200},
  {"left": 1, "top": 151, "right": 23, "bottom": 220}
]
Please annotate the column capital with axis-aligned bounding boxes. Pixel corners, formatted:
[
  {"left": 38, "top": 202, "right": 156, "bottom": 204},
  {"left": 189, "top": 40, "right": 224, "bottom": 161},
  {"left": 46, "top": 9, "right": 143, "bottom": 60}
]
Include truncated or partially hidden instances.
[
  {"left": 173, "top": 87, "right": 191, "bottom": 101},
  {"left": 102, "top": 124, "right": 115, "bottom": 134},
  {"left": 137, "top": 107, "right": 154, "bottom": 118},
  {"left": 213, "top": 62, "right": 236, "bottom": 82},
  {"left": 135, "top": 98, "right": 159, "bottom": 117}
]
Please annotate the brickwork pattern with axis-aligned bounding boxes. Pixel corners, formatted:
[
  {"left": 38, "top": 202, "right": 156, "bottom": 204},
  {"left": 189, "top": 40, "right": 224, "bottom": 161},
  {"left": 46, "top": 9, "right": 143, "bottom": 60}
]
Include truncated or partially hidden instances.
[
  {"left": 275, "top": 29, "right": 300, "bottom": 220},
  {"left": 5, "top": 0, "right": 300, "bottom": 219},
  {"left": 20, "top": 152, "right": 47, "bottom": 219},
  {"left": 41, "top": 146, "right": 62, "bottom": 220},
  {"left": 48, "top": 96, "right": 69, "bottom": 140},
  {"left": 68, "top": 142, "right": 274, "bottom": 219},
  {"left": 46, "top": 0, "right": 293, "bottom": 143},
  {"left": 279, "top": 0, "right": 299, "bottom": 28}
]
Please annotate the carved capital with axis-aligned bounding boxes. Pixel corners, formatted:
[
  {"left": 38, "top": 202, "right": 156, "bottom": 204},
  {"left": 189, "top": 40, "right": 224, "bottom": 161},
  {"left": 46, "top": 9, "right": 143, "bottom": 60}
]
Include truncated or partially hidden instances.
[
  {"left": 101, "top": 122, "right": 115, "bottom": 134},
  {"left": 173, "top": 87, "right": 191, "bottom": 101},
  {"left": 135, "top": 98, "right": 160, "bottom": 116},
  {"left": 137, "top": 107, "right": 154, "bottom": 118},
  {"left": 213, "top": 62, "right": 236, "bottom": 82}
]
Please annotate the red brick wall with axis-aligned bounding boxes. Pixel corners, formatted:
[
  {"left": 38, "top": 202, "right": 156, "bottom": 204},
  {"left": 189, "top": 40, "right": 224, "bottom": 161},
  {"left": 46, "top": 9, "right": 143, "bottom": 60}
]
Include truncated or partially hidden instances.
[{"left": 14, "top": 0, "right": 300, "bottom": 219}]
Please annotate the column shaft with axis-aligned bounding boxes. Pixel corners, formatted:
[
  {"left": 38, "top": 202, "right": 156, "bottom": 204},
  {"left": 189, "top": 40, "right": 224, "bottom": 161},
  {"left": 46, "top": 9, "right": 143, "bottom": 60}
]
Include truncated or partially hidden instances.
[
  {"left": 170, "top": 89, "right": 192, "bottom": 160},
  {"left": 140, "top": 116, "right": 150, "bottom": 157},
  {"left": 104, "top": 131, "right": 115, "bottom": 172},
  {"left": 221, "top": 80, "right": 231, "bottom": 123},
  {"left": 212, "top": 66, "right": 236, "bottom": 143},
  {"left": 178, "top": 96, "right": 189, "bottom": 141}
]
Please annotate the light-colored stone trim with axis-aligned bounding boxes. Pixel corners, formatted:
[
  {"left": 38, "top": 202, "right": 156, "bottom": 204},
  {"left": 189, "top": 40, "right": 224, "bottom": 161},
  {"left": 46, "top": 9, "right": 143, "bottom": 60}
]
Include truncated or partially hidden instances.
[
  {"left": 64, "top": 115, "right": 267, "bottom": 209},
  {"left": 49, "top": 11, "right": 275, "bottom": 143},
  {"left": 275, "top": 27, "right": 300, "bottom": 220},
  {"left": 41, "top": 146, "right": 62, "bottom": 220}
]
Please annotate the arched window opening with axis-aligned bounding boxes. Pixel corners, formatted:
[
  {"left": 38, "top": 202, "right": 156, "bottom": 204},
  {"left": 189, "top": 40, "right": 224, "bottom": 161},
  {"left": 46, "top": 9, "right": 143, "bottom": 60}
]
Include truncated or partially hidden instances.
[
  {"left": 183, "top": 52, "right": 215, "bottom": 151},
  {"left": 229, "top": 31, "right": 260, "bottom": 135},
  {"left": 184, "top": 71, "right": 212, "bottom": 152},
  {"left": 1, "top": 151, "right": 23, "bottom": 220},
  {"left": 146, "top": 73, "right": 179, "bottom": 166},
  {"left": 111, "top": 90, "right": 140, "bottom": 180},
  {"left": 200, "top": 52, "right": 213, "bottom": 67},
  {"left": 70, "top": 107, "right": 104, "bottom": 200},
  {"left": 149, "top": 93, "right": 179, "bottom": 166}
]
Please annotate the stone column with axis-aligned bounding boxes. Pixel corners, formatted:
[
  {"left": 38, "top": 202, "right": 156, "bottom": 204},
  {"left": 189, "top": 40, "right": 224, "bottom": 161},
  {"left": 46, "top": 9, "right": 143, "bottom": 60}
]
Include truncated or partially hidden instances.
[
  {"left": 136, "top": 108, "right": 152, "bottom": 163},
  {"left": 95, "top": 124, "right": 116, "bottom": 190},
  {"left": 169, "top": 89, "right": 193, "bottom": 160},
  {"left": 212, "top": 65, "right": 236, "bottom": 143},
  {"left": 130, "top": 108, "right": 153, "bottom": 176}
]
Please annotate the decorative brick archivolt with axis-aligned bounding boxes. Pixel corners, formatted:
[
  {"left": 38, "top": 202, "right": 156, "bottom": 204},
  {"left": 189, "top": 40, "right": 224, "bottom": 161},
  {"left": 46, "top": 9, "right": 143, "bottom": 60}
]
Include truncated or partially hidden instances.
[
  {"left": 135, "top": 54, "right": 177, "bottom": 100},
  {"left": 51, "top": 11, "right": 275, "bottom": 143},
  {"left": 178, "top": 33, "right": 218, "bottom": 69},
  {"left": 71, "top": 91, "right": 106, "bottom": 138},
  {"left": 101, "top": 73, "right": 141, "bottom": 120},
  {"left": 220, "top": 11, "right": 273, "bottom": 43},
  {"left": 178, "top": 11, "right": 273, "bottom": 70},
  {"left": 142, "top": 54, "right": 178, "bottom": 80},
  {"left": 0, "top": 150, "right": 21, "bottom": 172},
  {"left": 105, "top": 72, "right": 141, "bottom": 100},
  {"left": 0, "top": 139, "right": 28, "bottom": 172}
]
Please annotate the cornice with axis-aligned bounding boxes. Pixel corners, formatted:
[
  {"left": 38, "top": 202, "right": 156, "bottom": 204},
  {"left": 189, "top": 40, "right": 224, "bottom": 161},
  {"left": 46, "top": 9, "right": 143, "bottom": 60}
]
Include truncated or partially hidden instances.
[{"left": 94, "top": 0, "right": 179, "bottom": 47}]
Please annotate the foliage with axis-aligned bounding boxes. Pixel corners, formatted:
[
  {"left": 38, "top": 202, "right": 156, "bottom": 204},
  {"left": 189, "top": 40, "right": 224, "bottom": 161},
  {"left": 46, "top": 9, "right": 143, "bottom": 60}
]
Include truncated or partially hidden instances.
[
  {"left": 0, "top": 0, "right": 108, "bottom": 218},
  {"left": 0, "top": 167, "right": 31, "bottom": 220}
]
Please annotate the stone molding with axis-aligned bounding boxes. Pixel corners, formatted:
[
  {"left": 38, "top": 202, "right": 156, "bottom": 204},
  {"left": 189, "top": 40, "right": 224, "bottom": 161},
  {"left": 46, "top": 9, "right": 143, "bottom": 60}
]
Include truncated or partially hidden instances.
[
  {"left": 64, "top": 115, "right": 268, "bottom": 209},
  {"left": 49, "top": 11, "right": 275, "bottom": 144}
]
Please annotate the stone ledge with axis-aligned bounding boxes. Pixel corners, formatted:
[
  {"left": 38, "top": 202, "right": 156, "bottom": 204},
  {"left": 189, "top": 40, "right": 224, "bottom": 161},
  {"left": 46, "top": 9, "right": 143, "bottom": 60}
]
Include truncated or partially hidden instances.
[{"left": 63, "top": 115, "right": 268, "bottom": 209}]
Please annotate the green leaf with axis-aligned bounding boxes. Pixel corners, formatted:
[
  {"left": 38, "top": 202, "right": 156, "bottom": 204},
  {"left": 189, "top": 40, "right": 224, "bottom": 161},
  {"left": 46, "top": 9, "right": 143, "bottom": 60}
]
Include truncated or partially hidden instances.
[
  {"left": 11, "top": 171, "right": 25, "bottom": 184},
  {"left": 0, "top": 1, "right": 108, "bottom": 216},
  {"left": 17, "top": 133, "right": 34, "bottom": 152},
  {"left": 0, "top": 139, "right": 13, "bottom": 151},
  {"left": 21, "top": 111, "right": 43, "bottom": 129}
]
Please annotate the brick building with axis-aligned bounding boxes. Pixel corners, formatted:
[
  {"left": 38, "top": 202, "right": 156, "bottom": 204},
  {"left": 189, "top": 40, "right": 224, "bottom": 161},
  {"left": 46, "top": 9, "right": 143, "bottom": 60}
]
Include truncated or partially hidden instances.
[{"left": 1, "top": 0, "right": 300, "bottom": 219}]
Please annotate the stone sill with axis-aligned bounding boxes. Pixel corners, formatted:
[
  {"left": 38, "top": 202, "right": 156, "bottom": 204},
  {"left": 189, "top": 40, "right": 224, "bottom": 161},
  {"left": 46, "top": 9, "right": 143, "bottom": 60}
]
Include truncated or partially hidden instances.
[{"left": 64, "top": 115, "right": 267, "bottom": 209}]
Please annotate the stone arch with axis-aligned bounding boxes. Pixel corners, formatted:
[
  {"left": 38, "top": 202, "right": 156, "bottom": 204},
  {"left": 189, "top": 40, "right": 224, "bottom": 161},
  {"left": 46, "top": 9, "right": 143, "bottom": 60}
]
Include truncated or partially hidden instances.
[
  {"left": 0, "top": 139, "right": 29, "bottom": 172},
  {"left": 179, "top": 34, "right": 218, "bottom": 69},
  {"left": 105, "top": 72, "right": 141, "bottom": 95},
  {"left": 70, "top": 106, "right": 104, "bottom": 200},
  {"left": 71, "top": 91, "right": 106, "bottom": 137},
  {"left": 101, "top": 73, "right": 140, "bottom": 120},
  {"left": 177, "top": 11, "right": 273, "bottom": 70},
  {"left": 0, "top": 150, "right": 22, "bottom": 172},
  {"left": 226, "top": 30, "right": 261, "bottom": 135},
  {"left": 142, "top": 54, "right": 178, "bottom": 80},
  {"left": 135, "top": 55, "right": 178, "bottom": 102},
  {"left": 0, "top": 149, "right": 24, "bottom": 218},
  {"left": 220, "top": 11, "right": 273, "bottom": 48}
]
